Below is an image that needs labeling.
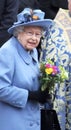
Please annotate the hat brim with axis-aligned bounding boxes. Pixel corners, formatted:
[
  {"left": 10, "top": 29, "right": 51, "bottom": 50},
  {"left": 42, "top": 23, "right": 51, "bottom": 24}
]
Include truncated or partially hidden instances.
[{"left": 8, "top": 19, "right": 53, "bottom": 34}]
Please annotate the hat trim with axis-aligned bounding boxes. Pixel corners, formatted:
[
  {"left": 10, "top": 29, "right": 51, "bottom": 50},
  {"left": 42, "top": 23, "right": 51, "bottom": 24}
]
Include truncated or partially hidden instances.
[{"left": 8, "top": 19, "right": 53, "bottom": 34}]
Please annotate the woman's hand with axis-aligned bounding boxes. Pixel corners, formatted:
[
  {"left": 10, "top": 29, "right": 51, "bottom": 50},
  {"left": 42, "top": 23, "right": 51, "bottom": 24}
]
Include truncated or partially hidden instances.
[{"left": 28, "top": 88, "right": 50, "bottom": 104}]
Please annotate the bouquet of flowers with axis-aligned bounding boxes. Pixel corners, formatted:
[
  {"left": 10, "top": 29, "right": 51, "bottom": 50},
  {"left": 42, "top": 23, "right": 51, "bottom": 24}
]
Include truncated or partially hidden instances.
[{"left": 40, "top": 59, "right": 68, "bottom": 93}]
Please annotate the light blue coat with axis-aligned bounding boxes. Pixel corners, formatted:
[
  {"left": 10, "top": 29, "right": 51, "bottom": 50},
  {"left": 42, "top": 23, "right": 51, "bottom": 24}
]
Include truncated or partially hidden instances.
[{"left": 0, "top": 37, "right": 40, "bottom": 130}]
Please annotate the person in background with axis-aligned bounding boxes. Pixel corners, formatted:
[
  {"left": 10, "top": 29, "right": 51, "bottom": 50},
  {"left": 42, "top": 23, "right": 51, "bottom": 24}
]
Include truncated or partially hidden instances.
[
  {"left": 0, "top": 8, "right": 53, "bottom": 130},
  {"left": 39, "top": 20, "right": 71, "bottom": 130},
  {"left": 0, "top": 0, "right": 19, "bottom": 47},
  {"left": 38, "top": 0, "right": 68, "bottom": 19},
  {"left": 18, "top": 0, "right": 39, "bottom": 13},
  {"left": 68, "top": 0, "right": 71, "bottom": 15}
]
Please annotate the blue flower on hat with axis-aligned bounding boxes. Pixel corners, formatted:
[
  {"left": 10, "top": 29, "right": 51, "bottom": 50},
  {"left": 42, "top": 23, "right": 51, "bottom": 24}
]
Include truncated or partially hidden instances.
[{"left": 14, "top": 8, "right": 45, "bottom": 25}]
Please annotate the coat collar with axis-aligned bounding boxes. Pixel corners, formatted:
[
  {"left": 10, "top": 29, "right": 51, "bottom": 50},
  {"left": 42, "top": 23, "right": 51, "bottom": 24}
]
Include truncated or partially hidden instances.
[{"left": 16, "top": 38, "right": 38, "bottom": 64}]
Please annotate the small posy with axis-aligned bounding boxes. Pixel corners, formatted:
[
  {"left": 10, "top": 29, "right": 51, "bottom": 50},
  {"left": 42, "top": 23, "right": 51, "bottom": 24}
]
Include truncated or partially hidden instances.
[{"left": 40, "top": 59, "right": 69, "bottom": 92}]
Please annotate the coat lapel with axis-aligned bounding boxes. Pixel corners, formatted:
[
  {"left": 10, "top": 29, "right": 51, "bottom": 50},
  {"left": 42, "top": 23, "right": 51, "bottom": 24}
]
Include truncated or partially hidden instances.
[{"left": 17, "top": 40, "right": 38, "bottom": 65}]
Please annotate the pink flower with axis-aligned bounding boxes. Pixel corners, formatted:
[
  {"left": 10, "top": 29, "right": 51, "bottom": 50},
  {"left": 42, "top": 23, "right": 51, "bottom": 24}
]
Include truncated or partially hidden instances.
[{"left": 45, "top": 64, "right": 52, "bottom": 68}]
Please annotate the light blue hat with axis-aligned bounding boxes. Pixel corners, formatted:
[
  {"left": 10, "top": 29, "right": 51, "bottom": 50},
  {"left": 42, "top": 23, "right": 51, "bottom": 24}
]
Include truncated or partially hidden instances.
[{"left": 8, "top": 8, "right": 53, "bottom": 34}]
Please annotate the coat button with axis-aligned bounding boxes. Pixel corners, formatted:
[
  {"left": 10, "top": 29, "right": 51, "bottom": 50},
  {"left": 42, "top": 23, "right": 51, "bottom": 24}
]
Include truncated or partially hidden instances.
[
  {"left": 36, "top": 122, "right": 40, "bottom": 125},
  {"left": 30, "top": 122, "right": 33, "bottom": 126},
  {"left": 32, "top": 77, "right": 35, "bottom": 81}
]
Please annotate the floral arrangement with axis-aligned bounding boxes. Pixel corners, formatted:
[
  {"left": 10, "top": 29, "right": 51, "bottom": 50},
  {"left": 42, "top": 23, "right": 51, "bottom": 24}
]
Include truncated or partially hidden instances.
[{"left": 40, "top": 59, "right": 68, "bottom": 92}]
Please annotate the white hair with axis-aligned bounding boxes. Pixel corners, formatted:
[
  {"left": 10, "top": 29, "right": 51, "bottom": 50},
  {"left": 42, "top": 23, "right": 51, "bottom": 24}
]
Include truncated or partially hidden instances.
[{"left": 13, "top": 26, "right": 24, "bottom": 37}]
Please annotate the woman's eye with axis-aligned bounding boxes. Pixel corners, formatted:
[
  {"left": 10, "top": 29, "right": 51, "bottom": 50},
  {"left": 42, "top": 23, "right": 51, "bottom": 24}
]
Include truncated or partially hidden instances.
[{"left": 27, "top": 32, "right": 32, "bottom": 36}]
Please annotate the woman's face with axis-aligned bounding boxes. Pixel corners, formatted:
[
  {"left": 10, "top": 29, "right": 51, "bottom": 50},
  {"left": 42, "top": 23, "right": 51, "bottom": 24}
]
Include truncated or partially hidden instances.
[{"left": 17, "top": 26, "right": 42, "bottom": 51}]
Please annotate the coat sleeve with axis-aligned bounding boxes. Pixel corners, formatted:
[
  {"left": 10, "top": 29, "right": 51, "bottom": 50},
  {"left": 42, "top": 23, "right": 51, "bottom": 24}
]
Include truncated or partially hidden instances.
[{"left": 0, "top": 48, "right": 28, "bottom": 108}]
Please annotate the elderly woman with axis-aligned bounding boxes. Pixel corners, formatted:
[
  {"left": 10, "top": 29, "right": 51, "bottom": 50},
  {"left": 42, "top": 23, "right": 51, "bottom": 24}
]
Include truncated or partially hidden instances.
[{"left": 0, "top": 8, "right": 53, "bottom": 130}]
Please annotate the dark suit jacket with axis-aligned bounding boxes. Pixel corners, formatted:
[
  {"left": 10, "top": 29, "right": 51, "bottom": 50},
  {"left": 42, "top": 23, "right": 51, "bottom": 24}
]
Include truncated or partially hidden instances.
[
  {"left": 0, "top": 0, "right": 19, "bottom": 47},
  {"left": 38, "top": 0, "right": 68, "bottom": 19},
  {"left": 51, "top": 0, "right": 68, "bottom": 8},
  {"left": 18, "top": 0, "right": 39, "bottom": 13}
]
